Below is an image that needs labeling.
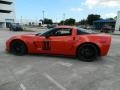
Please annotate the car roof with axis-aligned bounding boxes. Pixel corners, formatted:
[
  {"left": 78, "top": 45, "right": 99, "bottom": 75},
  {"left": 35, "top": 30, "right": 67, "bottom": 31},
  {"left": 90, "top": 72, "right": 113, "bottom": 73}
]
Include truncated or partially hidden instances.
[{"left": 56, "top": 25, "right": 76, "bottom": 29}]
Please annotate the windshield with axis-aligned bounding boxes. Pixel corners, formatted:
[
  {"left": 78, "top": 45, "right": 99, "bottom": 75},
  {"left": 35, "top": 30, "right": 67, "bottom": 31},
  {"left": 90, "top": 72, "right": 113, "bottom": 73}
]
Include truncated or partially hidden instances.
[{"left": 36, "top": 28, "right": 55, "bottom": 36}]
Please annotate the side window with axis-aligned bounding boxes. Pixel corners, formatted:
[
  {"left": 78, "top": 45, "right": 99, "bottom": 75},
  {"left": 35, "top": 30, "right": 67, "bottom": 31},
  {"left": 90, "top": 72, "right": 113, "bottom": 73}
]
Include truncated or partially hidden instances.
[
  {"left": 77, "top": 29, "right": 88, "bottom": 35},
  {"left": 42, "top": 28, "right": 62, "bottom": 36},
  {"left": 54, "top": 28, "right": 72, "bottom": 36}
]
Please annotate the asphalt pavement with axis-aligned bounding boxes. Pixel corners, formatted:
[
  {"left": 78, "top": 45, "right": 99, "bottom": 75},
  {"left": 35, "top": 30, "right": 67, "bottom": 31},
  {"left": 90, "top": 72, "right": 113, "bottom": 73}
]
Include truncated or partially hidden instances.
[{"left": 0, "top": 29, "right": 120, "bottom": 90}]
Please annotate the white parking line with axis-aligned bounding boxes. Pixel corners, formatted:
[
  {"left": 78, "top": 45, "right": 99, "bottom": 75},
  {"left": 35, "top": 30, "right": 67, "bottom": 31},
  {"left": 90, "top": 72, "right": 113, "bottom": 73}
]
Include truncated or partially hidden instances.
[
  {"left": 44, "top": 73, "right": 66, "bottom": 90},
  {"left": 55, "top": 62, "right": 72, "bottom": 67},
  {"left": 20, "top": 84, "right": 26, "bottom": 90},
  {"left": 49, "top": 87, "right": 54, "bottom": 90},
  {"left": 15, "top": 65, "right": 32, "bottom": 75}
]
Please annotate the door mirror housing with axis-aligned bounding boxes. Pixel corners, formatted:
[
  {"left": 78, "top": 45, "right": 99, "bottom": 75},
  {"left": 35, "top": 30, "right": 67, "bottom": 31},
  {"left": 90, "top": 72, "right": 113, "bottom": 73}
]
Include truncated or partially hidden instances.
[
  {"left": 45, "top": 34, "right": 50, "bottom": 38},
  {"left": 55, "top": 32, "right": 61, "bottom": 36}
]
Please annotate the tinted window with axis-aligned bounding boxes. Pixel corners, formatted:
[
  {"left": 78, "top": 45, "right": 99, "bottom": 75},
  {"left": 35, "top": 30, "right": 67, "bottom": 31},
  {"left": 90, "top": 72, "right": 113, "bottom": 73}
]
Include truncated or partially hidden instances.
[
  {"left": 0, "top": 1, "right": 12, "bottom": 5},
  {"left": 41, "top": 28, "right": 56, "bottom": 36},
  {"left": 53, "top": 28, "right": 72, "bottom": 36},
  {"left": 40, "top": 28, "right": 72, "bottom": 36},
  {"left": 77, "top": 28, "right": 89, "bottom": 35},
  {"left": 0, "top": 10, "right": 12, "bottom": 13},
  {"left": 77, "top": 27, "right": 97, "bottom": 35}
]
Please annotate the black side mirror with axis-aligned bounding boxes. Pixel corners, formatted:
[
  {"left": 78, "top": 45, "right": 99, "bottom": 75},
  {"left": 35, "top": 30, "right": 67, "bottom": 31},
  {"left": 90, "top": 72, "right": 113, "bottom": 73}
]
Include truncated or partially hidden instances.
[
  {"left": 36, "top": 33, "right": 41, "bottom": 36},
  {"left": 45, "top": 34, "right": 50, "bottom": 38},
  {"left": 55, "top": 32, "right": 61, "bottom": 36}
]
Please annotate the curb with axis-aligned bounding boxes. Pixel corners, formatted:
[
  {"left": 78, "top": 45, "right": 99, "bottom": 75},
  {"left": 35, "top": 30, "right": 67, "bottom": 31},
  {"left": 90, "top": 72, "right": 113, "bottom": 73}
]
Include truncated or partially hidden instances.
[{"left": 112, "top": 34, "right": 120, "bottom": 35}]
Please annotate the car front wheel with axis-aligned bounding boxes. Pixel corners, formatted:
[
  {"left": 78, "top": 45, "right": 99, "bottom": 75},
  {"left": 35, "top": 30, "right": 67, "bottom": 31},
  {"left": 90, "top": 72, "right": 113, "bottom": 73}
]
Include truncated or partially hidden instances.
[{"left": 10, "top": 40, "right": 27, "bottom": 55}]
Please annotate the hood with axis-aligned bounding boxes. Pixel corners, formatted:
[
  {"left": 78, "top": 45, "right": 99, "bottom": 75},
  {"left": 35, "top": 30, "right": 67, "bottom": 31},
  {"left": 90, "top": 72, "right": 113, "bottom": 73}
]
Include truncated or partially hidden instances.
[{"left": 18, "top": 34, "right": 37, "bottom": 38}]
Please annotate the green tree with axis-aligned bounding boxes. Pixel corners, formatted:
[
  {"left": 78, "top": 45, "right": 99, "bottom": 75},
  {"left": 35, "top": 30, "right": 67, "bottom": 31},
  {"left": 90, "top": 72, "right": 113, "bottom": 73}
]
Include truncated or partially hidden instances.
[
  {"left": 64, "top": 18, "right": 76, "bottom": 25},
  {"left": 87, "top": 14, "right": 101, "bottom": 25},
  {"left": 79, "top": 19, "right": 87, "bottom": 25},
  {"left": 41, "top": 18, "right": 53, "bottom": 24},
  {"left": 59, "top": 18, "right": 76, "bottom": 25},
  {"left": 114, "top": 16, "right": 117, "bottom": 20},
  {"left": 106, "top": 18, "right": 115, "bottom": 20},
  {"left": 59, "top": 20, "right": 65, "bottom": 25}
]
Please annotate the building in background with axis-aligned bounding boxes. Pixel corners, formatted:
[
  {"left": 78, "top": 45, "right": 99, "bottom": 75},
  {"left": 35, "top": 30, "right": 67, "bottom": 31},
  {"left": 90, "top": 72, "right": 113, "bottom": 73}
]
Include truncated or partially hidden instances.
[
  {"left": 115, "top": 11, "right": 120, "bottom": 31},
  {"left": 93, "top": 20, "right": 116, "bottom": 30},
  {"left": 16, "top": 19, "right": 42, "bottom": 26},
  {"left": 0, "top": 0, "right": 15, "bottom": 28}
]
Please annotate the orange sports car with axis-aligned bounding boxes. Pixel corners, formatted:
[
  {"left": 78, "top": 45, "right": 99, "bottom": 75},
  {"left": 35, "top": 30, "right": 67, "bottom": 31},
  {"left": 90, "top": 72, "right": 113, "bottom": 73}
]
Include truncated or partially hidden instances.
[{"left": 6, "top": 26, "right": 112, "bottom": 62}]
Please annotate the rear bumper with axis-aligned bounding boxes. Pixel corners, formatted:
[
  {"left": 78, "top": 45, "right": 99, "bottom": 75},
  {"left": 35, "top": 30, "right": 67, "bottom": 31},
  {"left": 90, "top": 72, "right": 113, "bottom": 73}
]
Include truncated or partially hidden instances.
[
  {"left": 100, "top": 44, "right": 111, "bottom": 56},
  {"left": 99, "top": 35, "right": 112, "bottom": 56}
]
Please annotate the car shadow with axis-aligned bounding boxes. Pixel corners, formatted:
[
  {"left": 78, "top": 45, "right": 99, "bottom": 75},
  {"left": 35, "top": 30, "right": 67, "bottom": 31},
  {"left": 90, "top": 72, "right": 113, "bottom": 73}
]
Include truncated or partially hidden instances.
[
  {"left": 26, "top": 53, "right": 105, "bottom": 63},
  {"left": 28, "top": 53, "right": 77, "bottom": 60},
  {"left": 4, "top": 51, "right": 105, "bottom": 63}
]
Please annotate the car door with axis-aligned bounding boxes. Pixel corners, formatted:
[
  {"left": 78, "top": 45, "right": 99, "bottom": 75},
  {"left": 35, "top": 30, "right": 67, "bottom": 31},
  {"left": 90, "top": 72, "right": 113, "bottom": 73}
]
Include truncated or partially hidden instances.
[
  {"left": 32, "top": 28, "right": 57, "bottom": 54},
  {"left": 49, "top": 28, "right": 75, "bottom": 55},
  {"left": 33, "top": 35, "right": 51, "bottom": 54}
]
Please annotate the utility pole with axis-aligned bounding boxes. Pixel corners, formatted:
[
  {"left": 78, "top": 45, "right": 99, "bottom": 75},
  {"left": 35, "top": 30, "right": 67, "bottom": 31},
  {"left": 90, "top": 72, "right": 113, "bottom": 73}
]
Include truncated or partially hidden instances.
[
  {"left": 42, "top": 10, "right": 45, "bottom": 25},
  {"left": 21, "top": 16, "right": 23, "bottom": 25},
  {"left": 63, "top": 13, "right": 66, "bottom": 25}
]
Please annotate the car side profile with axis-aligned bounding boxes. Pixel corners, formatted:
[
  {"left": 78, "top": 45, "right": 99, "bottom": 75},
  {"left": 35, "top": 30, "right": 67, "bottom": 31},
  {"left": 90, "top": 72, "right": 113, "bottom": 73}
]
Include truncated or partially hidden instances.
[{"left": 6, "top": 26, "right": 112, "bottom": 62}]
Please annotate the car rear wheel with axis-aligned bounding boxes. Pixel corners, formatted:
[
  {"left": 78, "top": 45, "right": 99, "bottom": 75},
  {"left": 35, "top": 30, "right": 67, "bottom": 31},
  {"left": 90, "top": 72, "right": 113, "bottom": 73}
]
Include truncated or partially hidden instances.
[
  {"left": 10, "top": 41, "right": 27, "bottom": 55},
  {"left": 77, "top": 44, "right": 98, "bottom": 62}
]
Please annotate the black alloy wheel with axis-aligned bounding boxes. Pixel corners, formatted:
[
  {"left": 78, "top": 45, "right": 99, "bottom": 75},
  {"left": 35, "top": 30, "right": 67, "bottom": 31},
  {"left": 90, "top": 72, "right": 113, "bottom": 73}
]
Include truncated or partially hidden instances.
[
  {"left": 77, "top": 44, "right": 98, "bottom": 62},
  {"left": 10, "top": 41, "right": 27, "bottom": 55}
]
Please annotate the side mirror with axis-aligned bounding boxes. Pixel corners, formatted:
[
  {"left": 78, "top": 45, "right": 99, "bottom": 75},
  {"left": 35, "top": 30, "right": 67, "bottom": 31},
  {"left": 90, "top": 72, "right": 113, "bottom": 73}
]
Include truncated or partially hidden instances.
[
  {"left": 36, "top": 33, "right": 41, "bottom": 36},
  {"left": 55, "top": 32, "right": 61, "bottom": 36},
  {"left": 45, "top": 34, "right": 50, "bottom": 38}
]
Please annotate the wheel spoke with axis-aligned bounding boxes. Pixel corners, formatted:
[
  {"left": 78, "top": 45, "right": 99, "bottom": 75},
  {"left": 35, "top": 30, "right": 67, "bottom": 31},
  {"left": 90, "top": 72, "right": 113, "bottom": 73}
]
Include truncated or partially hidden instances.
[
  {"left": 78, "top": 44, "right": 98, "bottom": 62},
  {"left": 10, "top": 41, "right": 27, "bottom": 55}
]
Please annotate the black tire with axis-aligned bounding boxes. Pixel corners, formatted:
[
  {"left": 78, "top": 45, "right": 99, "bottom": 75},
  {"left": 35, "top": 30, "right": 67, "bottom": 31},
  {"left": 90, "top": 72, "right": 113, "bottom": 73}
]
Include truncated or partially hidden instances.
[
  {"left": 10, "top": 40, "right": 27, "bottom": 56},
  {"left": 77, "top": 44, "right": 98, "bottom": 62}
]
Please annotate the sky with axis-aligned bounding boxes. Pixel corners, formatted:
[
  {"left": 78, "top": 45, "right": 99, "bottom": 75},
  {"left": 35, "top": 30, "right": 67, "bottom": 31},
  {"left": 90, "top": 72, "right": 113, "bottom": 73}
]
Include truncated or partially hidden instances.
[{"left": 15, "top": 0, "right": 120, "bottom": 22}]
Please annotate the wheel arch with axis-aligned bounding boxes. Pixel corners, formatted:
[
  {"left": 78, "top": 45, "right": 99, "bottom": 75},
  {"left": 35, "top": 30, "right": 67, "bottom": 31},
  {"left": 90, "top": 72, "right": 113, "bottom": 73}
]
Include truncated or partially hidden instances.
[
  {"left": 76, "top": 42, "right": 101, "bottom": 56},
  {"left": 10, "top": 39, "right": 28, "bottom": 53}
]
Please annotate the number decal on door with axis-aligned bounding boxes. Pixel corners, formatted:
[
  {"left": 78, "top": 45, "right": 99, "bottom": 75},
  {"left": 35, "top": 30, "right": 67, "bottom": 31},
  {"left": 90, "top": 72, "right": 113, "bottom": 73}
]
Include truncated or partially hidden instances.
[{"left": 42, "top": 40, "right": 51, "bottom": 50}]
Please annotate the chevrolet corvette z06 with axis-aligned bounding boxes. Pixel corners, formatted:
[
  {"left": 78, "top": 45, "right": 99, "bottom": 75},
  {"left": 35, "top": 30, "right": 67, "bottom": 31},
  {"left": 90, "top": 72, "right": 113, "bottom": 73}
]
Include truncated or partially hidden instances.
[{"left": 6, "top": 26, "right": 111, "bottom": 62}]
